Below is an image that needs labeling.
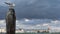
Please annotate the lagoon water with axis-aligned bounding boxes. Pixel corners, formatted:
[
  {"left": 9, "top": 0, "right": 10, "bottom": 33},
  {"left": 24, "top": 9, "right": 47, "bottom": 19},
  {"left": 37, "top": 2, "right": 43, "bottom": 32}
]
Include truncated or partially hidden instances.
[
  {"left": 0, "top": 33, "right": 60, "bottom": 34},
  {"left": 16, "top": 33, "right": 60, "bottom": 34}
]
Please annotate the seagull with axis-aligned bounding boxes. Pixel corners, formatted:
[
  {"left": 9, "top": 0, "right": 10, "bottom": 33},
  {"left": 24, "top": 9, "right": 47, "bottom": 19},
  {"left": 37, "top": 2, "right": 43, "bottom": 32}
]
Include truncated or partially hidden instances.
[{"left": 4, "top": 1, "right": 15, "bottom": 9}]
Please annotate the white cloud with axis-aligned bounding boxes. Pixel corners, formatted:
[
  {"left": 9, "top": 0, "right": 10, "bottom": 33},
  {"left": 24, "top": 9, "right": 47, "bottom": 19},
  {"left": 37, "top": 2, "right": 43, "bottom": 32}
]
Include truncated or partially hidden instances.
[
  {"left": 43, "top": 23, "right": 49, "bottom": 26},
  {"left": 36, "top": 24, "right": 41, "bottom": 27},
  {"left": 0, "top": 19, "right": 60, "bottom": 32},
  {"left": 51, "top": 20, "right": 60, "bottom": 24},
  {"left": 0, "top": 20, "right": 5, "bottom": 23},
  {"left": 24, "top": 18, "right": 30, "bottom": 22}
]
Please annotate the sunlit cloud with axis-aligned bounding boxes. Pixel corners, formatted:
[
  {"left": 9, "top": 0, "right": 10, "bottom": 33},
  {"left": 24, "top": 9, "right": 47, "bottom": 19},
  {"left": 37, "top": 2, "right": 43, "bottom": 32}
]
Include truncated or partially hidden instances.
[
  {"left": 43, "top": 23, "right": 49, "bottom": 26},
  {"left": 24, "top": 18, "right": 30, "bottom": 22},
  {"left": 0, "top": 19, "right": 60, "bottom": 32}
]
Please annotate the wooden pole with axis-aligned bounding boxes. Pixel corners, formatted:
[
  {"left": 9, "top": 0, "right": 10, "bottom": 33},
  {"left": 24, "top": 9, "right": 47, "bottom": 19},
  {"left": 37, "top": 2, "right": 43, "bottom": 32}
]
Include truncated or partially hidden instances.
[{"left": 6, "top": 8, "right": 16, "bottom": 34}]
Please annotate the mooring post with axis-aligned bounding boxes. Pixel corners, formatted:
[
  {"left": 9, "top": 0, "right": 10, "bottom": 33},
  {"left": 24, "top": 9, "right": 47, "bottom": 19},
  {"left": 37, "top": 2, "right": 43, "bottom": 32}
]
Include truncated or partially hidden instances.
[{"left": 5, "top": 2, "right": 16, "bottom": 34}]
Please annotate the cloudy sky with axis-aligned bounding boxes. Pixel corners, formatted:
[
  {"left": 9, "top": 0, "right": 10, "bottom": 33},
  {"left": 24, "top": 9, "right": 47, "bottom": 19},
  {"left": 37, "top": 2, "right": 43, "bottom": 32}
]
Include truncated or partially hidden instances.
[
  {"left": 0, "top": 0, "right": 60, "bottom": 32},
  {"left": 0, "top": 0, "right": 60, "bottom": 19}
]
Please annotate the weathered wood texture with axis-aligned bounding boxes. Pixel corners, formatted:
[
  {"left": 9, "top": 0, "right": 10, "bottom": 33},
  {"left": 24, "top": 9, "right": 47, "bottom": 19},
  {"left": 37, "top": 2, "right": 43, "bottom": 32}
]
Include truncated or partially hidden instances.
[{"left": 6, "top": 8, "right": 16, "bottom": 34}]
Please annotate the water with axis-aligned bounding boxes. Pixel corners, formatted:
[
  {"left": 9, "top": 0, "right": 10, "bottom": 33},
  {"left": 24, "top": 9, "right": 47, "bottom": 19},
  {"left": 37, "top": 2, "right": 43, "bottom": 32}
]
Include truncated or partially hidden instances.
[
  {"left": 0, "top": 33, "right": 60, "bottom": 34},
  {"left": 16, "top": 33, "right": 60, "bottom": 34}
]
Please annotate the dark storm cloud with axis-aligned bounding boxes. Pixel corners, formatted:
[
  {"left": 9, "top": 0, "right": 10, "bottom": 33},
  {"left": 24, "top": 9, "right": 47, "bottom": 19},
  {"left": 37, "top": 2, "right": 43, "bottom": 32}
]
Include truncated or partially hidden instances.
[
  {"left": 0, "top": 6, "right": 8, "bottom": 19},
  {"left": 0, "top": 0, "right": 60, "bottom": 19}
]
